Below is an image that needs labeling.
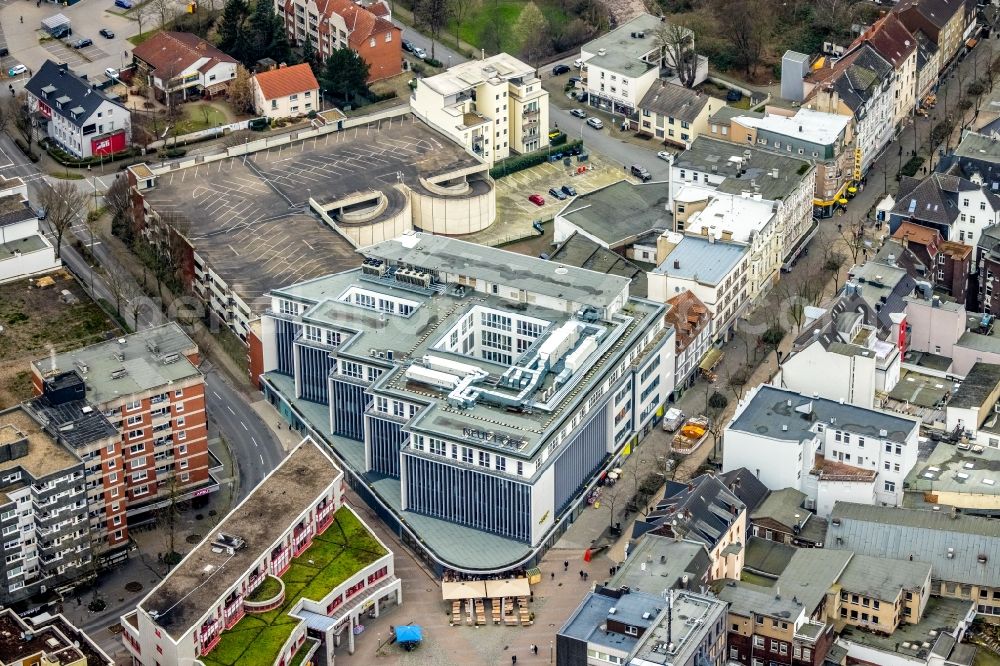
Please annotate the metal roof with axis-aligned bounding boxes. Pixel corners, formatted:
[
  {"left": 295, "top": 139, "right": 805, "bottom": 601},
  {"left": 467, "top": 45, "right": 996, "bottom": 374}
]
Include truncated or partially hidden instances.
[
  {"left": 826, "top": 502, "right": 1000, "bottom": 588},
  {"left": 652, "top": 234, "right": 748, "bottom": 286},
  {"left": 837, "top": 553, "right": 931, "bottom": 602},
  {"left": 557, "top": 181, "right": 672, "bottom": 247}
]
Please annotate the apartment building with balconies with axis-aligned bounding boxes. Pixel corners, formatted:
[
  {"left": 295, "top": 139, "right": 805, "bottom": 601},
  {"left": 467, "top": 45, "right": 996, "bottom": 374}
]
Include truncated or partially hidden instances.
[
  {"left": 0, "top": 406, "right": 92, "bottom": 605},
  {"left": 29, "top": 324, "right": 217, "bottom": 551},
  {"left": 411, "top": 53, "right": 549, "bottom": 164},
  {"left": 121, "top": 438, "right": 400, "bottom": 666}
]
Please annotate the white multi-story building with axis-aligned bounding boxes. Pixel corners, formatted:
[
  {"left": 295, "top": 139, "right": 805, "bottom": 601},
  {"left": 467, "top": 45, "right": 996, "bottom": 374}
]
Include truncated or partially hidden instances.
[
  {"left": 579, "top": 14, "right": 686, "bottom": 119},
  {"left": 0, "top": 176, "right": 59, "bottom": 282},
  {"left": 252, "top": 231, "right": 675, "bottom": 574},
  {"left": 411, "top": 53, "right": 549, "bottom": 164},
  {"left": 724, "top": 385, "right": 920, "bottom": 516},
  {"left": 851, "top": 13, "right": 919, "bottom": 133},
  {"left": 121, "top": 438, "right": 401, "bottom": 666},
  {"left": 648, "top": 231, "right": 750, "bottom": 342}
]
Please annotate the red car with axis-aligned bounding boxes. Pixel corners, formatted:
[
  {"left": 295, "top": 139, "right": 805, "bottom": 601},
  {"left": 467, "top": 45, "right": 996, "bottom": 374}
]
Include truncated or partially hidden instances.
[{"left": 528, "top": 194, "right": 545, "bottom": 206}]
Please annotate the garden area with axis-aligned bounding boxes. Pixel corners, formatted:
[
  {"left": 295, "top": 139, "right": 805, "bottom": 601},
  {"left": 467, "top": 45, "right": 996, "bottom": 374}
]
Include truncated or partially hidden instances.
[
  {"left": 172, "top": 103, "right": 231, "bottom": 135},
  {"left": 200, "top": 507, "right": 387, "bottom": 666}
]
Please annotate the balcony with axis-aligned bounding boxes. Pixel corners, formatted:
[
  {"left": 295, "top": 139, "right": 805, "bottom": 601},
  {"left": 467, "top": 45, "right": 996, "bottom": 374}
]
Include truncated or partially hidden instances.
[{"left": 244, "top": 575, "right": 285, "bottom": 613}]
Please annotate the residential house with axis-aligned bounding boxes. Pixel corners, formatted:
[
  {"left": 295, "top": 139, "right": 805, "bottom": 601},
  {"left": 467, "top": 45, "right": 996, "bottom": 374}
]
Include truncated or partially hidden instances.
[
  {"left": 749, "top": 488, "right": 827, "bottom": 548},
  {"left": 978, "top": 224, "right": 1000, "bottom": 314},
  {"left": 0, "top": 609, "right": 113, "bottom": 666},
  {"left": 0, "top": 176, "right": 59, "bottom": 283},
  {"left": 554, "top": 181, "right": 671, "bottom": 257},
  {"left": 903, "top": 286, "right": 1000, "bottom": 376},
  {"left": 719, "top": 467, "right": 771, "bottom": 517},
  {"left": 894, "top": 0, "right": 977, "bottom": 72},
  {"left": 579, "top": 14, "right": 694, "bottom": 120},
  {"left": 547, "top": 232, "right": 648, "bottom": 298},
  {"left": 252, "top": 62, "right": 319, "bottom": 120},
  {"left": 944, "top": 361, "right": 1000, "bottom": 447},
  {"left": 635, "top": 473, "right": 746, "bottom": 581},
  {"left": 806, "top": 44, "right": 895, "bottom": 178},
  {"left": 826, "top": 501, "right": 1000, "bottom": 619},
  {"left": 614, "top": 534, "right": 713, "bottom": 594},
  {"left": 775, "top": 293, "right": 900, "bottom": 409},
  {"left": 648, "top": 232, "right": 750, "bottom": 341},
  {"left": 889, "top": 172, "right": 1000, "bottom": 248},
  {"left": 23, "top": 60, "right": 131, "bottom": 159},
  {"left": 723, "top": 385, "right": 921, "bottom": 514},
  {"left": 0, "top": 406, "right": 93, "bottom": 605},
  {"left": 558, "top": 587, "right": 727, "bottom": 666},
  {"left": 410, "top": 53, "right": 549, "bottom": 164},
  {"left": 637, "top": 80, "right": 725, "bottom": 148},
  {"left": 121, "top": 438, "right": 401, "bottom": 666},
  {"left": 893, "top": 221, "right": 972, "bottom": 303},
  {"left": 279, "top": 0, "right": 401, "bottom": 82},
  {"left": 131, "top": 31, "right": 238, "bottom": 105},
  {"left": 29, "top": 324, "right": 215, "bottom": 553},
  {"left": 724, "top": 108, "right": 854, "bottom": 217},
  {"left": 851, "top": 13, "right": 919, "bottom": 132},
  {"left": 914, "top": 30, "right": 941, "bottom": 104},
  {"left": 664, "top": 290, "right": 712, "bottom": 396},
  {"left": 670, "top": 137, "right": 816, "bottom": 263},
  {"left": 951, "top": 131, "right": 1000, "bottom": 190}
]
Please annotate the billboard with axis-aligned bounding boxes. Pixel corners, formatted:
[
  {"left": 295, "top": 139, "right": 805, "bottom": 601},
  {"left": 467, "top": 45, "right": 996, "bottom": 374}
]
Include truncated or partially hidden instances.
[{"left": 91, "top": 130, "right": 127, "bottom": 156}]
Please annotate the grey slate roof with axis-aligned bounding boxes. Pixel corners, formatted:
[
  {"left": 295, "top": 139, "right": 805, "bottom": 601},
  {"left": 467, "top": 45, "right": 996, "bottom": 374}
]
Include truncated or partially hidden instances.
[
  {"left": 24, "top": 60, "right": 124, "bottom": 127},
  {"left": 826, "top": 501, "right": 1000, "bottom": 588},
  {"left": 557, "top": 181, "right": 672, "bottom": 247},
  {"left": 837, "top": 553, "right": 931, "bottom": 602},
  {"left": 789, "top": 293, "right": 876, "bottom": 352},
  {"left": 729, "top": 385, "right": 919, "bottom": 444},
  {"left": 612, "top": 535, "right": 711, "bottom": 594},
  {"left": 744, "top": 536, "right": 796, "bottom": 577},
  {"left": 708, "top": 106, "right": 763, "bottom": 126},
  {"left": 548, "top": 232, "right": 648, "bottom": 298},
  {"left": 675, "top": 137, "right": 812, "bottom": 202},
  {"left": 775, "top": 548, "right": 852, "bottom": 612},
  {"left": 717, "top": 581, "right": 803, "bottom": 619},
  {"left": 831, "top": 45, "right": 893, "bottom": 113},
  {"left": 947, "top": 362, "right": 1000, "bottom": 409},
  {"left": 718, "top": 467, "right": 770, "bottom": 513},
  {"left": 639, "top": 474, "right": 745, "bottom": 551},
  {"left": 638, "top": 81, "right": 711, "bottom": 123}
]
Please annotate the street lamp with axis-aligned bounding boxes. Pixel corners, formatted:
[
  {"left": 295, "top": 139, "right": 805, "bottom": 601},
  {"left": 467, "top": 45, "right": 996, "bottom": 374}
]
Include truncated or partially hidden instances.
[{"left": 319, "top": 89, "right": 324, "bottom": 112}]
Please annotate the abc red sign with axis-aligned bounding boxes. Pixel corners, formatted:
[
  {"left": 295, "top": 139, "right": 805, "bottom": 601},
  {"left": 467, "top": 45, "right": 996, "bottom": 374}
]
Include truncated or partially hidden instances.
[{"left": 91, "top": 130, "right": 126, "bottom": 156}]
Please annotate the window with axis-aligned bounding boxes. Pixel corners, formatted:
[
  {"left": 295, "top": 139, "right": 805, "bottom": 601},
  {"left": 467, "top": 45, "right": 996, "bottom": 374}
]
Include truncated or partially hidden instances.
[
  {"left": 885, "top": 481, "right": 895, "bottom": 492},
  {"left": 125, "top": 400, "right": 141, "bottom": 412},
  {"left": 478, "top": 451, "right": 489, "bottom": 468},
  {"left": 624, "top": 625, "right": 638, "bottom": 636},
  {"left": 753, "top": 636, "right": 764, "bottom": 648},
  {"left": 128, "top": 429, "right": 143, "bottom": 440},
  {"left": 461, "top": 447, "right": 474, "bottom": 464}
]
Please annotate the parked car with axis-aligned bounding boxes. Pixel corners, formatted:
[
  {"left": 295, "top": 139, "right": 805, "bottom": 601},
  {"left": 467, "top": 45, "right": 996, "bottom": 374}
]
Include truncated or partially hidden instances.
[
  {"left": 561, "top": 184, "right": 577, "bottom": 197},
  {"left": 7, "top": 64, "right": 26, "bottom": 77},
  {"left": 630, "top": 164, "right": 652, "bottom": 182},
  {"left": 570, "top": 108, "right": 587, "bottom": 118},
  {"left": 105, "top": 67, "right": 119, "bottom": 80},
  {"left": 99, "top": 28, "right": 115, "bottom": 38},
  {"left": 528, "top": 194, "right": 545, "bottom": 206},
  {"left": 114, "top": 0, "right": 133, "bottom": 7},
  {"left": 33, "top": 205, "right": 46, "bottom": 220},
  {"left": 548, "top": 187, "right": 567, "bottom": 200},
  {"left": 402, "top": 40, "right": 414, "bottom": 53},
  {"left": 567, "top": 76, "right": 581, "bottom": 87},
  {"left": 73, "top": 37, "right": 93, "bottom": 49},
  {"left": 657, "top": 151, "right": 671, "bottom": 161},
  {"left": 552, "top": 64, "right": 570, "bottom": 76},
  {"left": 573, "top": 58, "right": 583, "bottom": 68},
  {"left": 726, "top": 89, "right": 743, "bottom": 102},
  {"left": 586, "top": 117, "right": 603, "bottom": 129},
  {"left": 413, "top": 47, "right": 427, "bottom": 60},
  {"left": 50, "top": 25, "right": 71, "bottom": 39},
  {"left": 0, "top": 48, "right": 8, "bottom": 58}
]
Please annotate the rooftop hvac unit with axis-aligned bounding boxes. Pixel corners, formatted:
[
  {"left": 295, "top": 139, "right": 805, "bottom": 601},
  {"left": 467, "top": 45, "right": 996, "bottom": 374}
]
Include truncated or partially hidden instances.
[
  {"left": 161, "top": 353, "right": 180, "bottom": 365},
  {"left": 74, "top": 360, "right": 88, "bottom": 374},
  {"left": 110, "top": 368, "right": 128, "bottom": 380}
]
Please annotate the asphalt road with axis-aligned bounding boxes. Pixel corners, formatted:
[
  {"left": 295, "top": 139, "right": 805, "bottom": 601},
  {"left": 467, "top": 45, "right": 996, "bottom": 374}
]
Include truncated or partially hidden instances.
[
  {"left": 394, "top": 20, "right": 468, "bottom": 66},
  {"left": 0, "top": 131, "right": 286, "bottom": 501}
]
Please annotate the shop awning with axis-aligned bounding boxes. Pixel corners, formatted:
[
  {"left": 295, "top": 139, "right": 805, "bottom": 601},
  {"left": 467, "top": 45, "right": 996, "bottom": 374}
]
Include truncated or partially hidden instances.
[
  {"left": 441, "top": 580, "right": 487, "bottom": 600},
  {"left": 485, "top": 578, "right": 531, "bottom": 598},
  {"left": 699, "top": 348, "right": 724, "bottom": 371}
]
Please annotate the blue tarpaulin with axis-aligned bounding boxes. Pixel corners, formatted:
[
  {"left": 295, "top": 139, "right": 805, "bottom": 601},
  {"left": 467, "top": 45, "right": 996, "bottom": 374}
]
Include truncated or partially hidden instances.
[{"left": 394, "top": 625, "right": 423, "bottom": 643}]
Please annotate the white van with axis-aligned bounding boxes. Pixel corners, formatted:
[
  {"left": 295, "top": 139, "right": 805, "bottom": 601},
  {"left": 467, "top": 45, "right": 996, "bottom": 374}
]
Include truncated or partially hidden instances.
[{"left": 662, "top": 408, "right": 685, "bottom": 432}]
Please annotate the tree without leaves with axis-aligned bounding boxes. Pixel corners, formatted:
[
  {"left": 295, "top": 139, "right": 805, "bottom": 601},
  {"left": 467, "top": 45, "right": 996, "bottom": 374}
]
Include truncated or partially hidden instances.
[
  {"left": 134, "top": 3, "right": 153, "bottom": 38},
  {"left": 321, "top": 49, "right": 370, "bottom": 106},
  {"left": 103, "top": 261, "right": 132, "bottom": 316},
  {"left": 413, "top": 0, "right": 451, "bottom": 58},
  {"left": 12, "top": 92, "right": 32, "bottom": 151},
  {"left": 480, "top": 0, "right": 505, "bottom": 53},
  {"left": 726, "top": 365, "right": 752, "bottom": 401},
  {"left": 228, "top": 65, "right": 255, "bottom": 114},
  {"left": 839, "top": 214, "right": 868, "bottom": 264},
  {"left": 450, "top": 0, "right": 480, "bottom": 49},
  {"left": 514, "top": 2, "right": 550, "bottom": 66},
  {"left": 656, "top": 21, "right": 697, "bottom": 88},
  {"left": 106, "top": 177, "right": 133, "bottom": 240},
  {"left": 122, "top": 277, "right": 148, "bottom": 329},
  {"left": 716, "top": 0, "right": 774, "bottom": 77},
  {"left": 823, "top": 249, "right": 847, "bottom": 294},
  {"left": 811, "top": 0, "right": 861, "bottom": 35},
  {"left": 0, "top": 96, "right": 14, "bottom": 135},
  {"left": 40, "top": 182, "right": 88, "bottom": 259},
  {"left": 151, "top": 0, "right": 175, "bottom": 29}
]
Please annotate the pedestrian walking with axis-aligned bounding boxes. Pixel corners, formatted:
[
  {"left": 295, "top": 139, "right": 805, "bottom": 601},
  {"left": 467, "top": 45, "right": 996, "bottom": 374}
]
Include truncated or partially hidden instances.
[
  {"left": 19, "top": 15, "right": 23, "bottom": 23},
  {"left": 512, "top": 655, "right": 517, "bottom": 664},
  {"left": 563, "top": 561, "right": 569, "bottom": 572},
  {"left": 584, "top": 572, "right": 589, "bottom": 581},
  {"left": 579, "top": 570, "right": 584, "bottom": 579},
  {"left": 532, "top": 645, "right": 539, "bottom": 655},
  {"left": 550, "top": 572, "right": 555, "bottom": 581}
]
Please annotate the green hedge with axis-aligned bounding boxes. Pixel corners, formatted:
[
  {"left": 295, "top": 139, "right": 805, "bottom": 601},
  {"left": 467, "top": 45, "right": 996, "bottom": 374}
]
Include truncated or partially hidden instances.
[
  {"left": 490, "top": 140, "right": 584, "bottom": 179},
  {"left": 42, "top": 140, "right": 138, "bottom": 168},
  {"left": 900, "top": 155, "right": 924, "bottom": 178},
  {"left": 550, "top": 132, "right": 568, "bottom": 147}
]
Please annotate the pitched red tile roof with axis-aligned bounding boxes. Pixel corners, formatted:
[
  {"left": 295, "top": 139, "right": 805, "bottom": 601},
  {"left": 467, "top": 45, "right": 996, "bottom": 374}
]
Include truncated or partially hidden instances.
[
  {"left": 369, "top": 0, "right": 391, "bottom": 17},
  {"left": 665, "top": 290, "right": 711, "bottom": 352},
  {"left": 852, "top": 14, "right": 917, "bottom": 68},
  {"left": 324, "top": 0, "right": 397, "bottom": 47},
  {"left": 132, "top": 31, "right": 237, "bottom": 77},
  {"left": 254, "top": 63, "right": 319, "bottom": 101}
]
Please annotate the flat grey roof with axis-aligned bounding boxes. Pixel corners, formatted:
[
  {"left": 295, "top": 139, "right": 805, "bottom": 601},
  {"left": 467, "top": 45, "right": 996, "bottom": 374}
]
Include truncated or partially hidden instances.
[
  {"left": 558, "top": 588, "right": 661, "bottom": 653},
  {"left": 955, "top": 131, "right": 1000, "bottom": 163},
  {"left": 948, "top": 362, "right": 1000, "bottom": 409},
  {"left": 0, "top": 405, "right": 82, "bottom": 482},
  {"left": 838, "top": 597, "right": 974, "bottom": 661},
  {"left": 610, "top": 536, "right": 710, "bottom": 594},
  {"left": 581, "top": 14, "right": 666, "bottom": 78},
  {"left": 837, "top": 553, "right": 930, "bottom": 602},
  {"left": 675, "top": 137, "right": 812, "bottom": 202},
  {"left": 826, "top": 502, "right": 1000, "bottom": 588},
  {"left": 905, "top": 441, "right": 1000, "bottom": 498},
  {"left": 25, "top": 397, "right": 118, "bottom": 450},
  {"left": 33, "top": 323, "right": 200, "bottom": 406},
  {"left": 557, "top": 181, "right": 671, "bottom": 247},
  {"left": 630, "top": 591, "right": 727, "bottom": 665},
  {"left": 717, "top": 581, "right": 803, "bottom": 620},
  {"left": 652, "top": 235, "right": 747, "bottom": 286},
  {"left": 139, "top": 439, "right": 340, "bottom": 640},
  {"left": 744, "top": 536, "right": 795, "bottom": 577},
  {"left": 751, "top": 487, "right": 806, "bottom": 527},
  {"left": 729, "top": 385, "right": 919, "bottom": 444},
  {"left": 775, "top": 549, "right": 852, "bottom": 612},
  {"left": 362, "top": 232, "right": 630, "bottom": 309}
]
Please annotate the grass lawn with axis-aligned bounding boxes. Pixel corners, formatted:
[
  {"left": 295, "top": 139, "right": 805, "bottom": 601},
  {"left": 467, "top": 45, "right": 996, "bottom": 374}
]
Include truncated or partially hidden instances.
[
  {"left": 452, "top": 1, "right": 571, "bottom": 53},
  {"left": 975, "top": 644, "right": 1000, "bottom": 666},
  {"left": 246, "top": 575, "right": 282, "bottom": 603},
  {"left": 173, "top": 104, "right": 228, "bottom": 135},
  {"left": 740, "top": 571, "right": 775, "bottom": 587},
  {"left": 201, "top": 507, "right": 386, "bottom": 666},
  {"left": 127, "top": 29, "right": 160, "bottom": 46}
]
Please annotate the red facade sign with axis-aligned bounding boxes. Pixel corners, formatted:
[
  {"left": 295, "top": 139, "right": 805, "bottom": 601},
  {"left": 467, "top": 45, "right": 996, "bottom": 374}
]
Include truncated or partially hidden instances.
[{"left": 91, "top": 130, "right": 126, "bottom": 156}]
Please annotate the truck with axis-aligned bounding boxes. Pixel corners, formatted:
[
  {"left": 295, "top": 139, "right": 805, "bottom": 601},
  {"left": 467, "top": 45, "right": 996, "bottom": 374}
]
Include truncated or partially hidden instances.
[
  {"left": 672, "top": 416, "right": 710, "bottom": 454},
  {"left": 661, "top": 408, "right": 685, "bottom": 432}
]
